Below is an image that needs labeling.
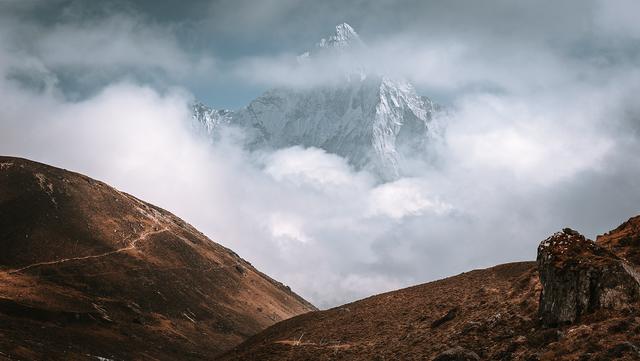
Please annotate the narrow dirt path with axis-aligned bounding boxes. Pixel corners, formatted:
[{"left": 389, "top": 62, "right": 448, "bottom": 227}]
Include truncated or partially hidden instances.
[{"left": 7, "top": 228, "right": 169, "bottom": 274}]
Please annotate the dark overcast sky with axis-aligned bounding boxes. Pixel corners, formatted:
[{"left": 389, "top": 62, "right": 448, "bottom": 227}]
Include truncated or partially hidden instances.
[{"left": 5, "top": 0, "right": 638, "bottom": 108}]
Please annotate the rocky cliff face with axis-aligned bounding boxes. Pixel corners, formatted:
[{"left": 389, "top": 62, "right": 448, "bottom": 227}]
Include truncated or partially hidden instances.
[
  {"left": 537, "top": 228, "right": 640, "bottom": 326},
  {"left": 229, "top": 76, "right": 439, "bottom": 180}
]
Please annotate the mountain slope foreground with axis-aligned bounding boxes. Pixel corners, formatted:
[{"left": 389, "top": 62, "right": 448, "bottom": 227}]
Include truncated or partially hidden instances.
[
  {"left": 0, "top": 156, "right": 315, "bottom": 360},
  {"left": 221, "top": 218, "right": 640, "bottom": 361}
]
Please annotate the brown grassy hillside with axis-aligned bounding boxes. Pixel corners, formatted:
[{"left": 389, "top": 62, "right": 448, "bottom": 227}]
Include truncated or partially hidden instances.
[
  {"left": 0, "top": 156, "right": 315, "bottom": 360},
  {"left": 221, "top": 220, "right": 640, "bottom": 361}
]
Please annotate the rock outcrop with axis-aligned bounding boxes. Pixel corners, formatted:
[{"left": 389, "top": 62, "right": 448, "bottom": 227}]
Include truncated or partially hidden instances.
[
  {"left": 432, "top": 346, "right": 480, "bottom": 361},
  {"left": 537, "top": 228, "right": 640, "bottom": 326}
]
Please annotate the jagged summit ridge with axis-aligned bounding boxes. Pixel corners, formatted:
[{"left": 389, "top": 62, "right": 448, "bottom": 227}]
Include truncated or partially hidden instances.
[
  {"left": 316, "top": 23, "right": 363, "bottom": 49},
  {"left": 298, "top": 22, "right": 364, "bottom": 64}
]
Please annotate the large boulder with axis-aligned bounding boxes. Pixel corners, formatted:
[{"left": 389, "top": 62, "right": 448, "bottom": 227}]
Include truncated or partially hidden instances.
[{"left": 537, "top": 228, "right": 640, "bottom": 326}]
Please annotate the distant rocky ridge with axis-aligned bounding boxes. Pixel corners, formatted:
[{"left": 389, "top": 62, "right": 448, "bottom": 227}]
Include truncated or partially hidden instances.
[
  {"left": 192, "top": 102, "right": 232, "bottom": 138},
  {"left": 192, "top": 23, "right": 443, "bottom": 180}
]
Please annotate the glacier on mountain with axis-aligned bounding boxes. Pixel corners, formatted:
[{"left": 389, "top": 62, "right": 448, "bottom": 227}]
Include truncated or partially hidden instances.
[{"left": 192, "top": 23, "right": 443, "bottom": 180}]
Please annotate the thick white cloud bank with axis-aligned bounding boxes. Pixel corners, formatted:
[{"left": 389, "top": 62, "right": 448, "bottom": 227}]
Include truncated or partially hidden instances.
[
  {"left": 1, "top": 0, "right": 640, "bottom": 308},
  {"left": 2, "top": 74, "right": 639, "bottom": 308}
]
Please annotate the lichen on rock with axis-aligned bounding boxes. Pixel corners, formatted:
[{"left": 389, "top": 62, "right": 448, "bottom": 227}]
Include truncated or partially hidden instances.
[{"left": 537, "top": 228, "right": 640, "bottom": 326}]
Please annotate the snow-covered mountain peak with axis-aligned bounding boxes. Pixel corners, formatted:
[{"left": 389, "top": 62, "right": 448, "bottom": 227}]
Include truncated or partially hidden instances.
[
  {"left": 316, "top": 22, "right": 363, "bottom": 50},
  {"left": 192, "top": 23, "right": 443, "bottom": 181},
  {"left": 334, "top": 23, "right": 359, "bottom": 41}
]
